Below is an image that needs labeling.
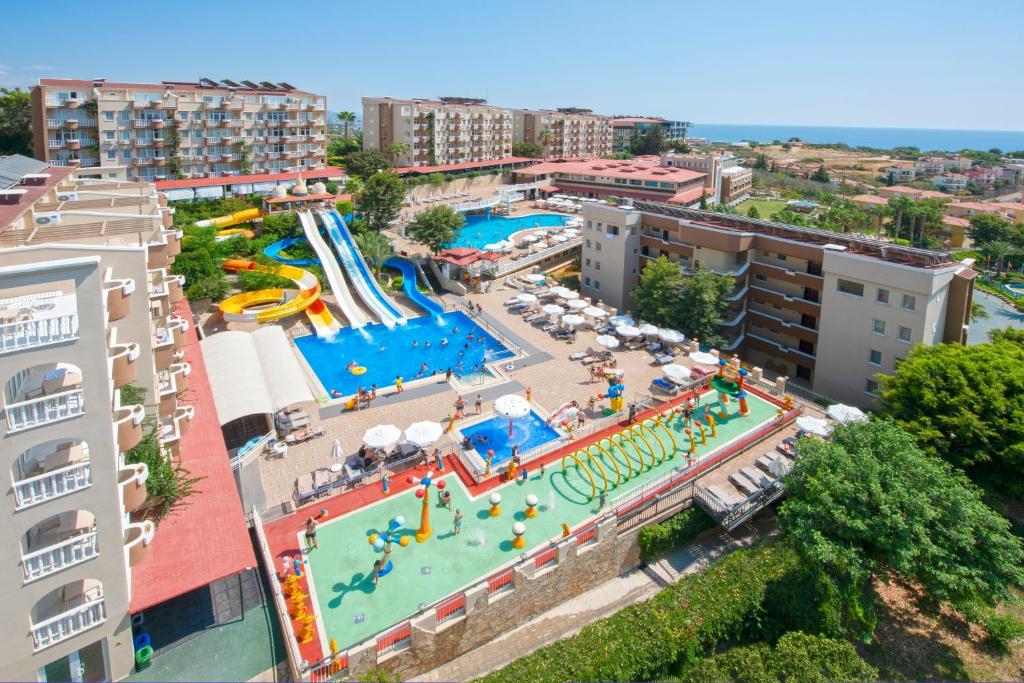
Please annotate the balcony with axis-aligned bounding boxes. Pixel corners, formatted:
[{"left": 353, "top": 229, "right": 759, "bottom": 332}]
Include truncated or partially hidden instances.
[
  {"left": 134, "top": 119, "right": 154, "bottom": 128},
  {"left": 114, "top": 400, "right": 145, "bottom": 451},
  {"left": 23, "top": 510, "right": 97, "bottom": 583},
  {"left": 153, "top": 314, "right": 188, "bottom": 352},
  {"left": 32, "top": 581, "right": 105, "bottom": 652},
  {"left": 158, "top": 362, "right": 191, "bottom": 400},
  {"left": 0, "top": 293, "right": 80, "bottom": 354},
  {"left": 153, "top": 155, "right": 167, "bottom": 167},
  {"left": 226, "top": 118, "right": 243, "bottom": 129},
  {"left": 285, "top": 134, "right": 306, "bottom": 143},
  {"left": 66, "top": 139, "right": 81, "bottom": 151},
  {"left": 119, "top": 462, "right": 149, "bottom": 512},
  {"left": 147, "top": 238, "right": 170, "bottom": 269},
  {"left": 152, "top": 119, "right": 165, "bottom": 129},
  {"left": 286, "top": 150, "right": 303, "bottom": 159},
  {"left": 13, "top": 442, "right": 91, "bottom": 510},
  {"left": 6, "top": 385, "right": 84, "bottom": 434},
  {"left": 108, "top": 341, "right": 140, "bottom": 388},
  {"left": 134, "top": 157, "right": 154, "bottom": 167},
  {"left": 124, "top": 520, "right": 156, "bottom": 566},
  {"left": 226, "top": 100, "right": 244, "bottom": 110},
  {"left": 104, "top": 277, "right": 135, "bottom": 321}
]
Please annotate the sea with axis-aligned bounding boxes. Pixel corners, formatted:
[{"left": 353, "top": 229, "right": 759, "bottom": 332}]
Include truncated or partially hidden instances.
[{"left": 687, "top": 123, "right": 1024, "bottom": 154}]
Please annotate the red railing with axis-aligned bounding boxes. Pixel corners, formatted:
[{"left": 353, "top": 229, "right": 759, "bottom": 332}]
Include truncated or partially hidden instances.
[
  {"left": 376, "top": 621, "right": 412, "bottom": 655},
  {"left": 534, "top": 546, "right": 557, "bottom": 570},
  {"left": 309, "top": 652, "right": 349, "bottom": 682},
  {"left": 435, "top": 593, "right": 466, "bottom": 624},
  {"left": 487, "top": 568, "right": 514, "bottom": 594},
  {"left": 575, "top": 525, "right": 597, "bottom": 547}
]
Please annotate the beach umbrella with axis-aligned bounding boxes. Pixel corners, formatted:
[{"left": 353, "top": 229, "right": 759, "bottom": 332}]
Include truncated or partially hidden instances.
[
  {"left": 689, "top": 351, "right": 719, "bottom": 366},
  {"left": 561, "top": 314, "right": 585, "bottom": 327},
  {"left": 662, "top": 364, "right": 690, "bottom": 383},
  {"left": 523, "top": 273, "right": 546, "bottom": 283},
  {"left": 363, "top": 424, "right": 401, "bottom": 450},
  {"left": 583, "top": 306, "right": 607, "bottom": 318},
  {"left": 521, "top": 233, "right": 541, "bottom": 243},
  {"left": 551, "top": 234, "right": 568, "bottom": 242},
  {"left": 532, "top": 229, "right": 548, "bottom": 237},
  {"left": 562, "top": 228, "right": 580, "bottom": 236},
  {"left": 516, "top": 293, "right": 538, "bottom": 303},
  {"left": 609, "top": 314, "right": 634, "bottom": 327},
  {"left": 549, "top": 286, "right": 571, "bottom": 298},
  {"left": 616, "top": 325, "right": 641, "bottom": 338},
  {"left": 566, "top": 299, "right": 588, "bottom": 310},
  {"left": 658, "top": 328, "right": 685, "bottom": 344},
  {"left": 769, "top": 455, "right": 792, "bottom": 477},
  {"left": 483, "top": 243, "right": 504, "bottom": 252},
  {"left": 542, "top": 304, "right": 565, "bottom": 315},
  {"left": 494, "top": 393, "right": 531, "bottom": 437},
  {"left": 595, "top": 334, "right": 620, "bottom": 349},
  {"left": 638, "top": 323, "right": 659, "bottom": 336},
  {"left": 404, "top": 421, "right": 444, "bottom": 448},
  {"left": 331, "top": 438, "right": 343, "bottom": 462},
  {"left": 795, "top": 416, "right": 832, "bottom": 438},
  {"left": 827, "top": 404, "right": 868, "bottom": 424},
  {"left": 560, "top": 290, "right": 580, "bottom": 300}
]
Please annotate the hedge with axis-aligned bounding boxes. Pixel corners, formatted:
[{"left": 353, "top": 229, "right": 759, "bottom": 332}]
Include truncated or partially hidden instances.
[
  {"left": 476, "top": 542, "right": 799, "bottom": 683},
  {"left": 637, "top": 507, "right": 716, "bottom": 562}
]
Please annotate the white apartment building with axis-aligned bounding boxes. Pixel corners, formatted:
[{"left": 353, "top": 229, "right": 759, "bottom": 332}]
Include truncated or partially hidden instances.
[
  {"left": 932, "top": 173, "right": 968, "bottom": 193},
  {"left": 362, "top": 97, "right": 513, "bottom": 168},
  {"left": 660, "top": 151, "right": 741, "bottom": 204},
  {"left": 32, "top": 78, "right": 327, "bottom": 183},
  {"left": 579, "top": 199, "right": 974, "bottom": 408},
  {"left": 884, "top": 165, "right": 916, "bottom": 183},
  {"left": 512, "top": 109, "right": 613, "bottom": 158},
  {"left": 0, "top": 158, "right": 194, "bottom": 681}
]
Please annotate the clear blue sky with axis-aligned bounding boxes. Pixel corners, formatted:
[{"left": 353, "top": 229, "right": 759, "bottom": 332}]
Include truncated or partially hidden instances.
[{"left": 3, "top": 0, "right": 1021, "bottom": 131}]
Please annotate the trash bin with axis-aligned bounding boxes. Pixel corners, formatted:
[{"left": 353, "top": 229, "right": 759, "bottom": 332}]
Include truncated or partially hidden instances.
[
  {"left": 134, "top": 645, "right": 154, "bottom": 672},
  {"left": 133, "top": 633, "right": 150, "bottom": 651}
]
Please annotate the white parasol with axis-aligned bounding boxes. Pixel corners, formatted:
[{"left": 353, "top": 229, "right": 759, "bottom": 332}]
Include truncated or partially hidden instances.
[
  {"left": 494, "top": 393, "right": 531, "bottom": 437},
  {"left": 583, "top": 306, "right": 608, "bottom": 318},
  {"left": 549, "top": 286, "right": 571, "bottom": 298},
  {"left": 566, "top": 299, "right": 588, "bottom": 310},
  {"left": 689, "top": 351, "right": 719, "bottom": 366},
  {"left": 616, "top": 325, "right": 641, "bottom": 338},
  {"left": 638, "top": 323, "right": 660, "bottom": 336},
  {"left": 827, "top": 404, "right": 868, "bottom": 424},
  {"left": 404, "top": 421, "right": 444, "bottom": 448},
  {"left": 561, "top": 314, "right": 586, "bottom": 326},
  {"left": 609, "top": 315, "right": 635, "bottom": 327},
  {"left": 516, "top": 293, "right": 538, "bottom": 303},
  {"left": 532, "top": 229, "right": 549, "bottom": 237},
  {"left": 769, "top": 455, "right": 792, "bottom": 477},
  {"left": 658, "top": 328, "right": 685, "bottom": 344},
  {"left": 542, "top": 304, "right": 565, "bottom": 315},
  {"left": 595, "top": 334, "right": 620, "bottom": 349},
  {"left": 551, "top": 234, "right": 568, "bottom": 243},
  {"left": 662, "top": 364, "right": 690, "bottom": 382},
  {"left": 560, "top": 290, "right": 580, "bottom": 300},
  {"left": 363, "top": 424, "right": 401, "bottom": 449},
  {"left": 523, "top": 273, "right": 546, "bottom": 283},
  {"left": 521, "top": 233, "right": 541, "bottom": 243},
  {"left": 331, "top": 438, "right": 343, "bottom": 462},
  {"left": 796, "top": 416, "right": 832, "bottom": 437}
]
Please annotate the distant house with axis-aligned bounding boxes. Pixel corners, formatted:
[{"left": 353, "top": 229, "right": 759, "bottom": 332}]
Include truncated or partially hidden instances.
[
  {"left": 884, "top": 164, "right": 916, "bottom": 183},
  {"left": 964, "top": 167, "right": 1000, "bottom": 186},
  {"left": 852, "top": 194, "right": 889, "bottom": 211},
  {"left": 946, "top": 201, "right": 1023, "bottom": 224},
  {"left": 1000, "top": 164, "right": 1024, "bottom": 184},
  {"left": 932, "top": 174, "right": 968, "bottom": 193},
  {"left": 879, "top": 185, "right": 925, "bottom": 200},
  {"left": 915, "top": 157, "right": 947, "bottom": 175}
]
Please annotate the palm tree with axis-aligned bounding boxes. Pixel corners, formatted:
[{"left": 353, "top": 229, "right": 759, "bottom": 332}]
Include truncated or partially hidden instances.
[
  {"left": 982, "top": 240, "right": 1015, "bottom": 275},
  {"left": 344, "top": 176, "right": 364, "bottom": 201},
  {"left": 387, "top": 142, "right": 410, "bottom": 167},
  {"left": 355, "top": 231, "right": 394, "bottom": 279},
  {"left": 538, "top": 129, "right": 553, "bottom": 156},
  {"left": 336, "top": 111, "right": 356, "bottom": 139},
  {"left": 887, "top": 196, "right": 913, "bottom": 241}
]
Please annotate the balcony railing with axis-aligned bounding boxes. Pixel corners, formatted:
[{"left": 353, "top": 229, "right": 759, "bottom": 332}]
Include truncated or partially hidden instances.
[
  {"left": 0, "top": 313, "right": 79, "bottom": 354},
  {"left": 5, "top": 388, "right": 85, "bottom": 434},
  {"left": 32, "top": 597, "right": 105, "bottom": 652},
  {"left": 23, "top": 531, "right": 99, "bottom": 583},
  {"left": 13, "top": 461, "right": 92, "bottom": 510}
]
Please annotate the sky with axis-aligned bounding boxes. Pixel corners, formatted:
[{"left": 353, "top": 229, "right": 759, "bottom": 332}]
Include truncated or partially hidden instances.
[{"left": 2, "top": 0, "right": 1022, "bottom": 131}]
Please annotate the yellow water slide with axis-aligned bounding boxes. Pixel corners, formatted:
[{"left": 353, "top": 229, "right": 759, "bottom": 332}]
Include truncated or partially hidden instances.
[
  {"left": 196, "top": 207, "right": 261, "bottom": 240},
  {"left": 219, "top": 259, "right": 340, "bottom": 337}
]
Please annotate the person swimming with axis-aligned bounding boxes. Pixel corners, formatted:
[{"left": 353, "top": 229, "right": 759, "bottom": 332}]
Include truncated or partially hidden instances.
[
  {"left": 331, "top": 389, "right": 342, "bottom": 398},
  {"left": 424, "top": 341, "right": 431, "bottom": 348},
  {"left": 412, "top": 340, "right": 418, "bottom": 348},
  {"left": 452, "top": 326, "right": 459, "bottom": 334},
  {"left": 346, "top": 360, "right": 358, "bottom": 371},
  {"left": 378, "top": 345, "right": 385, "bottom": 352},
  {"left": 441, "top": 338, "right": 449, "bottom": 346}
]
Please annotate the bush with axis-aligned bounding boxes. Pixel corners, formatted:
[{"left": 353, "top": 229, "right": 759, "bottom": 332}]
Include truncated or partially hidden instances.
[
  {"left": 390, "top": 275, "right": 404, "bottom": 291},
  {"left": 185, "top": 275, "right": 230, "bottom": 302},
  {"left": 335, "top": 199, "right": 353, "bottom": 216},
  {"left": 758, "top": 564, "right": 844, "bottom": 642},
  {"left": 637, "top": 507, "right": 715, "bottom": 562}
]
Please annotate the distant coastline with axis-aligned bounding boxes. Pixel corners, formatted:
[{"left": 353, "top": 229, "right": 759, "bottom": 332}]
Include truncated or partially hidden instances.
[{"left": 688, "top": 123, "right": 1024, "bottom": 153}]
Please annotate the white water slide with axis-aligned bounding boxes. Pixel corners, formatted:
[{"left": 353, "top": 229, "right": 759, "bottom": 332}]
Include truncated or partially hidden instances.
[
  {"left": 317, "top": 210, "right": 406, "bottom": 328},
  {"left": 296, "top": 211, "right": 369, "bottom": 328}
]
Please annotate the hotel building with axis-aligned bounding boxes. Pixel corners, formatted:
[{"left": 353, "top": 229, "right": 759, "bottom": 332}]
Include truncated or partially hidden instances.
[
  {"left": 611, "top": 117, "right": 692, "bottom": 153},
  {"left": 362, "top": 97, "right": 513, "bottom": 168},
  {"left": 0, "top": 156, "right": 250, "bottom": 680},
  {"left": 512, "top": 108, "right": 613, "bottom": 158},
  {"left": 660, "top": 152, "right": 750, "bottom": 205},
  {"left": 578, "top": 200, "right": 974, "bottom": 408},
  {"left": 513, "top": 157, "right": 709, "bottom": 206},
  {"left": 31, "top": 78, "right": 328, "bottom": 183}
]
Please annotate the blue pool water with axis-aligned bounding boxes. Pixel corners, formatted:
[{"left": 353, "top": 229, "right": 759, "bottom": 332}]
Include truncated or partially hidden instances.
[
  {"left": 459, "top": 410, "right": 562, "bottom": 465},
  {"left": 294, "top": 311, "right": 514, "bottom": 397},
  {"left": 450, "top": 213, "right": 572, "bottom": 249}
]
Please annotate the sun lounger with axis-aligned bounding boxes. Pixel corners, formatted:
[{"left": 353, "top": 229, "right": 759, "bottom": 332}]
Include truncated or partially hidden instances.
[
  {"left": 284, "top": 426, "right": 325, "bottom": 444},
  {"left": 652, "top": 354, "right": 674, "bottom": 366},
  {"left": 740, "top": 466, "right": 772, "bottom": 489},
  {"left": 728, "top": 472, "right": 759, "bottom": 497},
  {"left": 624, "top": 341, "right": 644, "bottom": 351},
  {"left": 295, "top": 473, "right": 315, "bottom": 500},
  {"left": 756, "top": 452, "right": 778, "bottom": 472},
  {"left": 651, "top": 377, "right": 679, "bottom": 396},
  {"left": 706, "top": 484, "right": 741, "bottom": 508},
  {"left": 313, "top": 469, "right": 332, "bottom": 491},
  {"left": 569, "top": 351, "right": 587, "bottom": 360}
]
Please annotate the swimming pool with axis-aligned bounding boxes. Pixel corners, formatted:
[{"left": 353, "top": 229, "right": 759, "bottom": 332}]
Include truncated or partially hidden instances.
[
  {"left": 294, "top": 311, "right": 514, "bottom": 397},
  {"left": 449, "top": 213, "right": 572, "bottom": 249},
  {"left": 458, "top": 410, "right": 562, "bottom": 465}
]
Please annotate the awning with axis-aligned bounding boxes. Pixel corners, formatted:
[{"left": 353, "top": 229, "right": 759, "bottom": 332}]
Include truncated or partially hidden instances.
[
  {"left": 200, "top": 327, "right": 313, "bottom": 424},
  {"left": 538, "top": 185, "right": 560, "bottom": 193}
]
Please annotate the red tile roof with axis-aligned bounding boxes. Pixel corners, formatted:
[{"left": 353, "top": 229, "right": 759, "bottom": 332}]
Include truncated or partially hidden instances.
[
  {"left": 0, "top": 165, "right": 75, "bottom": 230},
  {"left": 516, "top": 158, "right": 705, "bottom": 184},
  {"left": 537, "top": 184, "right": 560, "bottom": 193},
  {"left": 667, "top": 187, "right": 705, "bottom": 204},
  {"left": 393, "top": 157, "right": 533, "bottom": 175},
  {"left": 434, "top": 248, "right": 502, "bottom": 266},
  {"left": 130, "top": 297, "right": 256, "bottom": 612},
  {"left": 942, "top": 215, "right": 970, "bottom": 227},
  {"left": 38, "top": 78, "right": 319, "bottom": 97},
  {"left": 154, "top": 167, "right": 344, "bottom": 191},
  {"left": 852, "top": 194, "right": 889, "bottom": 206}
]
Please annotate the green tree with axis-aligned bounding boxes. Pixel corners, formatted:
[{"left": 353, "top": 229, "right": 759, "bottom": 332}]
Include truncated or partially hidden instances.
[
  {"left": 981, "top": 240, "right": 1016, "bottom": 274},
  {"left": 235, "top": 141, "right": 252, "bottom": 175},
  {"left": 359, "top": 171, "right": 406, "bottom": 232},
  {"left": 341, "top": 149, "right": 389, "bottom": 179},
  {"left": 674, "top": 264, "right": 735, "bottom": 347},
  {"left": 677, "top": 632, "right": 878, "bottom": 683},
  {"left": 537, "top": 128, "right": 553, "bottom": 155},
  {"left": 771, "top": 209, "right": 808, "bottom": 226},
  {"left": 354, "top": 230, "right": 394, "bottom": 278},
  {"left": 336, "top": 111, "right": 356, "bottom": 139},
  {"left": 752, "top": 153, "right": 769, "bottom": 170},
  {"left": 511, "top": 141, "right": 543, "bottom": 158},
  {"left": 699, "top": 192, "right": 708, "bottom": 210},
  {"left": 780, "top": 420, "right": 1024, "bottom": 639},
  {"left": 407, "top": 205, "right": 464, "bottom": 253},
  {"left": 426, "top": 172, "right": 446, "bottom": 188},
  {"left": 886, "top": 195, "right": 914, "bottom": 240},
  {"left": 632, "top": 256, "right": 683, "bottom": 328},
  {"left": 631, "top": 125, "right": 665, "bottom": 155},
  {"left": 386, "top": 142, "right": 410, "bottom": 167},
  {"left": 810, "top": 164, "right": 830, "bottom": 183},
  {"left": 746, "top": 205, "right": 761, "bottom": 219},
  {"left": 968, "top": 213, "right": 1015, "bottom": 246},
  {"left": 0, "top": 87, "right": 32, "bottom": 156}
]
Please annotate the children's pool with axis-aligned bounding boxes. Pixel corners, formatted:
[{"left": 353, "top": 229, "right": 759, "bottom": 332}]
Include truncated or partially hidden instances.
[
  {"left": 294, "top": 311, "right": 514, "bottom": 397},
  {"left": 458, "top": 410, "right": 562, "bottom": 465},
  {"left": 449, "top": 213, "right": 572, "bottom": 249}
]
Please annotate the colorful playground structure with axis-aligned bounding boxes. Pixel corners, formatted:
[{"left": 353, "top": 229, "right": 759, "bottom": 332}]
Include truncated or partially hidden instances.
[
  {"left": 219, "top": 259, "right": 341, "bottom": 338},
  {"left": 196, "top": 207, "right": 261, "bottom": 240}
]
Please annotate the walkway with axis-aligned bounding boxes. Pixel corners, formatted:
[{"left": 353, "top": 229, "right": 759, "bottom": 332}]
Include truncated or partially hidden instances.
[
  {"left": 416, "top": 512, "right": 779, "bottom": 682},
  {"left": 967, "top": 288, "right": 1024, "bottom": 344}
]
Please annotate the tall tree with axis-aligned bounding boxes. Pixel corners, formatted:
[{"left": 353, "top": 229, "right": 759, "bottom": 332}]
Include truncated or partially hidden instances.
[
  {"left": 386, "top": 142, "right": 410, "bottom": 167},
  {"left": 631, "top": 125, "right": 665, "bottom": 155},
  {"left": 887, "top": 196, "right": 913, "bottom": 240},
  {"left": 810, "top": 164, "right": 831, "bottom": 183},
  {"left": 0, "top": 87, "right": 33, "bottom": 156},
  {"left": 538, "top": 129, "right": 553, "bottom": 155},
  {"left": 358, "top": 170, "right": 406, "bottom": 232},
  {"left": 354, "top": 230, "right": 394, "bottom": 278},
  {"left": 981, "top": 240, "right": 1015, "bottom": 274},
  {"left": 406, "top": 205, "right": 464, "bottom": 253},
  {"left": 342, "top": 150, "right": 389, "bottom": 179},
  {"left": 780, "top": 420, "right": 1024, "bottom": 638},
  {"left": 968, "top": 213, "right": 1015, "bottom": 245},
  {"left": 631, "top": 255, "right": 683, "bottom": 328},
  {"left": 674, "top": 264, "right": 735, "bottom": 347},
  {"left": 336, "top": 111, "right": 356, "bottom": 139},
  {"left": 511, "top": 141, "right": 543, "bottom": 158}
]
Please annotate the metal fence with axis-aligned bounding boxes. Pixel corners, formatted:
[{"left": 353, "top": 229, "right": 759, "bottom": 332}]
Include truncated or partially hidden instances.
[{"left": 484, "top": 237, "right": 583, "bottom": 277}]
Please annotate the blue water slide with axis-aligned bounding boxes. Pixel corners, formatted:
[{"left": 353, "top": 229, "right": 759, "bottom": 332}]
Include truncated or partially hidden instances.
[
  {"left": 319, "top": 210, "right": 406, "bottom": 327},
  {"left": 383, "top": 257, "right": 444, "bottom": 316},
  {"left": 263, "top": 237, "right": 319, "bottom": 266}
]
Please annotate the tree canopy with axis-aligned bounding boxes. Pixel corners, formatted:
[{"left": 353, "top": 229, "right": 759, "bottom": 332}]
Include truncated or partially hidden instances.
[
  {"left": 630, "top": 125, "right": 665, "bottom": 155},
  {"left": 407, "top": 205, "right": 464, "bottom": 253},
  {"left": 879, "top": 332, "right": 1024, "bottom": 479},
  {"left": 779, "top": 420, "right": 1024, "bottom": 638},
  {"left": 632, "top": 258, "right": 733, "bottom": 346},
  {"left": 632, "top": 256, "right": 683, "bottom": 329},
  {"left": 0, "top": 87, "right": 32, "bottom": 156},
  {"left": 359, "top": 171, "right": 406, "bottom": 232},
  {"left": 354, "top": 230, "right": 394, "bottom": 277},
  {"left": 511, "top": 141, "right": 543, "bottom": 158},
  {"left": 969, "top": 213, "right": 1020, "bottom": 247},
  {"left": 341, "top": 150, "right": 390, "bottom": 179}
]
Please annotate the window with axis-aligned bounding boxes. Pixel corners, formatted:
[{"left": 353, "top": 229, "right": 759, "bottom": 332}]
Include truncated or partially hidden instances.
[
  {"left": 585, "top": 239, "right": 591, "bottom": 248},
  {"left": 106, "top": 150, "right": 116, "bottom": 160},
  {"left": 754, "top": 273, "right": 767, "bottom": 282},
  {"left": 837, "top": 278, "right": 864, "bottom": 297},
  {"left": 595, "top": 242, "right": 602, "bottom": 251},
  {"left": 584, "top": 276, "right": 590, "bottom": 286},
  {"left": 876, "top": 288, "right": 890, "bottom": 304},
  {"left": 595, "top": 261, "right": 601, "bottom": 271},
  {"left": 901, "top": 294, "right": 916, "bottom": 311},
  {"left": 796, "top": 365, "right": 812, "bottom": 382},
  {"left": 104, "top": 111, "right": 114, "bottom": 122},
  {"left": 898, "top": 326, "right": 912, "bottom": 343},
  {"left": 868, "top": 349, "right": 883, "bottom": 366},
  {"left": 584, "top": 258, "right": 591, "bottom": 267},
  {"left": 104, "top": 131, "right": 114, "bottom": 141},
  {"left": 865, "top": 378, "right": 880, "bottom": 396},
  {"left": 593, "top": 280, "right": 600, "bottom": 290},
  {"left": 872, "top": 319, "right": 886, "bottom": 335},
  {"left": 776, "top": 253, "right": 787, "bottom": 261}
]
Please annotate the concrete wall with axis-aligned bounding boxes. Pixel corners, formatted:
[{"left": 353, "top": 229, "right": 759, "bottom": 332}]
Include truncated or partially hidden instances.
[
  {"left": 580, "top": 203, "right": 642, "bottom": 311},
  {"left": 406, "top": 174, "right": 505, "bottom": 200}
]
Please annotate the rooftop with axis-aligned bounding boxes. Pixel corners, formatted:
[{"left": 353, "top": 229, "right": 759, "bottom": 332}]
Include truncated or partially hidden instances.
[
  {"left": 154, "top": 166, "right": 344, "bottom": 191},
  {"left": 517, "top": 158, "right": 706, "bottom": 184},
  {"left": 393, "top": 157, "right": 534, "bottom": 175},
  {"left": 0, "top": 161, "right": 76, "bottom": 231},
  {"left": 38, "top": 77, "right": 320, "bottom": 97}
]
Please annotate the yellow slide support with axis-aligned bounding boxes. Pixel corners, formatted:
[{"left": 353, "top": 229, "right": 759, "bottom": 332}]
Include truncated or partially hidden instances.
[
  {"left": 638, "top": 420, "right": 670, "bottom": 463},
  {"left": 579, "top": 449, "right": 609, "bottom": 494},
  {"left": 601, "top": 436, "right": 634, "bottom": 479},
  {"left": 219, "top": 259, "right": 340, "bottom": 337},
  {"left": 196, "top": 207, "right": 261, "bottom": 229},
  {"left": 629, "top": 428, "right": 657, "bottom": 469},
  {"left": 586, "top": 442, "right": 622, "bottom": 487},
  {"left": 610, "top": 432, "right": 645, "bottom": 474},
  {"left": 560, "top": 453, "right": 596, "bottom": 500},
  {"left": 649, "top": 417, "right": 679, "bottom": 455}
]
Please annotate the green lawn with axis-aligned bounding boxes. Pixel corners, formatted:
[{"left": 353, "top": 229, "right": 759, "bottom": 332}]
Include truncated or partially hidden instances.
[{"left": 735, "top": 199, "right": 788, "bottom": 217}]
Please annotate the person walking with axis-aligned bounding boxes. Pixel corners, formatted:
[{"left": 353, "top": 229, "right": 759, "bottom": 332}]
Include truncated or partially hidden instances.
[
  {"left": 597, "top": 491, "right": 607, "bottom": 510},
  {"left": 453, "top": 509, "right": 464, "bottom": 535},
  {"left": 627, "top": 403, "right": 637, "bottom": 425},
  {"left": 395, "top": 376, "right": 404, "bottom": 394},
  {"left": 525, "top": 386, "right": 533, "bottom": 402},
  {"left": 304, "top": 517, "right": 318, "bottom": 551},
  {"left": 439, "top": 488, "right": 452, "bottom": 510},
  {"left": 475, "top": 394, "right": 483, "bottom": 414},
  {"left": 372, "top": 558, "right": 384, "bottom": 585}
]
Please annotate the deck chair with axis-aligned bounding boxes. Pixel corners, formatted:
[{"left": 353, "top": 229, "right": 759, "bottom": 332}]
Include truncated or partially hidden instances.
[{"left": 728, "top": 473, "right": 759, "bottom": 497}]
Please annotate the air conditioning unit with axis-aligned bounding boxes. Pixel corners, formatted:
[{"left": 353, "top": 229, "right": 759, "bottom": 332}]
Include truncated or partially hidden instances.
[
  {"left": 56, "top": 191, "right": 79, "bottom": 202},
  {"left": 34, "top": 212, "right": 62, "bottom": 226}
]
